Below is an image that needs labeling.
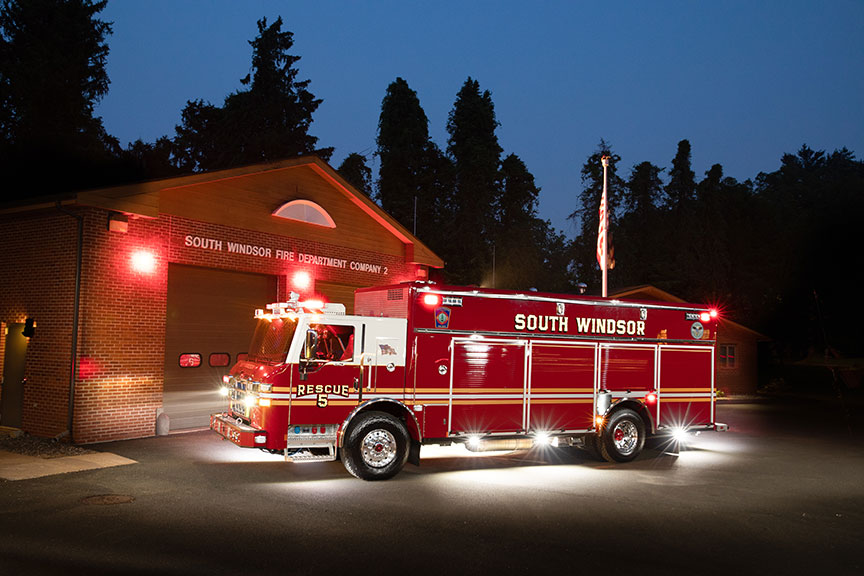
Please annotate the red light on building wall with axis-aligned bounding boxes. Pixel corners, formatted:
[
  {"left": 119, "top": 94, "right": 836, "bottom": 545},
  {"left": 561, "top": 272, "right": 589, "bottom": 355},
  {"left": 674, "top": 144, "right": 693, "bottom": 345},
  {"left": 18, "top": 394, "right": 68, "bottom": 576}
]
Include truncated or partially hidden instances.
[
  {"left": 293, "top": 271, "right": 311, "bottom": 290},
  {"left": 131, "top": 250, "right": 156, "bottom": 273},
  {"left": 78, "top": 356, "right": 102, "bottom": 380}
]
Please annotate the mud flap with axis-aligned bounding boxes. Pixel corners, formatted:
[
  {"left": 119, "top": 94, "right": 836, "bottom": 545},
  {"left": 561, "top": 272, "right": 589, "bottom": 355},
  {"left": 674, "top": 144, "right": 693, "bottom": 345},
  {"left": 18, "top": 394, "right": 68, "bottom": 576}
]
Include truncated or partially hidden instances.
[{"left": 408, "top": 439, "right": 421, "bottom": 466}]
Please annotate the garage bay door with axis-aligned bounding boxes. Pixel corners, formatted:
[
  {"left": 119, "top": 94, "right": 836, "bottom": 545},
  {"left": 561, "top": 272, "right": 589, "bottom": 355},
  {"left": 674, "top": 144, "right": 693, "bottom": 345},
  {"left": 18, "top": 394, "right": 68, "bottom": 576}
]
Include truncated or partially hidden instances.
[
  {"left": 315, "top": 281, "right": 362, "bottom": 314},
  {"left": 164, "top": 265, "right": 276, "bottom": 430}
]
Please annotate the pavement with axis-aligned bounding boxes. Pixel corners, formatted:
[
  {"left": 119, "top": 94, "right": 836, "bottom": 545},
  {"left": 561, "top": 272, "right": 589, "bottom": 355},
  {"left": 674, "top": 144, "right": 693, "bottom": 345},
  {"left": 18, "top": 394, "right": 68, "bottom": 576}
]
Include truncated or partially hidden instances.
[
  {"left": 0, "top": 391, "right": 851, "bottom": 482},
  {"left": 0, "top": 425, "right": 137, "bottom": 481},
  {"left": 0, "top": 450, "right": 137, "bottom": 481}
]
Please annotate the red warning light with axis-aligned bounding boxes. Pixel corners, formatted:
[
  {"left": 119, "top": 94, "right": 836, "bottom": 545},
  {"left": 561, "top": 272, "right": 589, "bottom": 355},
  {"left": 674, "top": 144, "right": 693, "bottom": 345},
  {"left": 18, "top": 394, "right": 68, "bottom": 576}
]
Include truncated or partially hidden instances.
[
  {"left": 293, "top": 271, "right": 311, "bottom": 290},
  {"left": 422, "top": 293, "right": 440, "bottom": 307},
  {"left": 700, "top": 309, "right": 719, "bottom": 322},
  {"left": 131, "top": 250, "right": 156, "bottom": 274},
  {"left": 645, "top": 392, "right": 657, "bottom": 405}
]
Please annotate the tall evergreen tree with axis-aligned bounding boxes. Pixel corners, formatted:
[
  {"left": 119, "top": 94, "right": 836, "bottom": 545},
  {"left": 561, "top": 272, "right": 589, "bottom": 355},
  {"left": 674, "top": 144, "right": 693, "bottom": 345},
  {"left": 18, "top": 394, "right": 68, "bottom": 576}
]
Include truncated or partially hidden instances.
[
  {"left": 446, "top": 77, "right": 502, "bottom": 284},
  {"left": 173, "top": 17, "right": 329, "bottom": 172},
  {"left": 376, "top": 78, "right": 449, "bottom": 234},
  {"left": 665, "top": 139, "right": 696, "bottom": 211},
  {"left": 337, "top": 152, "right": 373, "bottom": 197},
  {"left": 754, "top": 145, "right": 864, "bottom": 356},
  {"left": 0, "top": 0, "right": 118, "bottom": 192},
  {"left": 493, "top": 153, "right": 541, "bottom": 288},
  {"left": 493, "top": 154, "right": 575, "bottom": 292},
  {"left": 614, "top": 161, "right": 665, "bottom": 287},
  {"left": 659, "top": 139, "right": 700, "bottom": 296}
]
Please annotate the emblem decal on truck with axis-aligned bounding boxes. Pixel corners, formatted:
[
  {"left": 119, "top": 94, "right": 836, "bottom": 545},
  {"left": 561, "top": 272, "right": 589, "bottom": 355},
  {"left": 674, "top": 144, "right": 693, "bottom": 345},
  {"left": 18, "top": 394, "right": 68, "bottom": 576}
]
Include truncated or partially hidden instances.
[{"left": 435, "top": 307, "right": 451, "bottom": 329}]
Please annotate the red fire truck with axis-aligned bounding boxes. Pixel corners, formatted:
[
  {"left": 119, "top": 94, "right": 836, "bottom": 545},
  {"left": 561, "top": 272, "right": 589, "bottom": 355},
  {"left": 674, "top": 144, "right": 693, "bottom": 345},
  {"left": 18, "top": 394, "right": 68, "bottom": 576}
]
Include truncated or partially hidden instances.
[{"left": 210, "top": 282, "right": 725, "bottom": 480}]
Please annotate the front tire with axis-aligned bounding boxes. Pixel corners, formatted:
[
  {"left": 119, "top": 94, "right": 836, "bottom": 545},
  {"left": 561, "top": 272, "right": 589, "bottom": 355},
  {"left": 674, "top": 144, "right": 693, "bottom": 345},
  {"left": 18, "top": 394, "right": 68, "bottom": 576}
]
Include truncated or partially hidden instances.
[
  {"left": 341, "top": 411, "right": 409, "bottom": 480},
  {"left": 599, "top": 408, "right": 645, "bottom": 463}
]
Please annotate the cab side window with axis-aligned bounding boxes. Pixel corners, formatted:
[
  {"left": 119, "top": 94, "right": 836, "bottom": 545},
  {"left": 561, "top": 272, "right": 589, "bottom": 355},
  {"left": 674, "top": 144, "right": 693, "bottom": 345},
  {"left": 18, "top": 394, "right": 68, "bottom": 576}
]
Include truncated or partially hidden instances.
[{"left": 310, "top": 324, "right": 355, "bottom": 362}]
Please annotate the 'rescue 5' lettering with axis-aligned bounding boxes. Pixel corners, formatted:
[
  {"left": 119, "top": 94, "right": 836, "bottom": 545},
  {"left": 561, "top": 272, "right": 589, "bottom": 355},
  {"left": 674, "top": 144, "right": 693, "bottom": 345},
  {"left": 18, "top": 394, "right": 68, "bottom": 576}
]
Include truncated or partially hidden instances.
[
  {"left": 297, "top": 384, "right": 351, "bottom": 397},
  {"left": 514, "top": 314, "right": 646, "bottom": 336}
]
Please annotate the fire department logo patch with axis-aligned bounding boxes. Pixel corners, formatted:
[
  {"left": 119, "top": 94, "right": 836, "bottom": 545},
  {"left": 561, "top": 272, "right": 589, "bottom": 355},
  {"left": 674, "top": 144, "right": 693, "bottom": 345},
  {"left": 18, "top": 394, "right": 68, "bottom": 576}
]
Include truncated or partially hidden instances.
[
  {"left": 435, "top": 307, "right": 451, "bottom": 329},
  {"left": 690, "top": 322, "right": 705, "bottom": 340}
]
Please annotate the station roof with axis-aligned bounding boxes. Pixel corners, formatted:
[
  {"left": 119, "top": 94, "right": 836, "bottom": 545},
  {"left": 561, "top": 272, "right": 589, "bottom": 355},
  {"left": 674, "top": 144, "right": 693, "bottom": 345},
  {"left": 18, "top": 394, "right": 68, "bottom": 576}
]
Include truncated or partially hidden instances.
[{"left": 3, "top": 155, "right": 443, "bottom": 269}]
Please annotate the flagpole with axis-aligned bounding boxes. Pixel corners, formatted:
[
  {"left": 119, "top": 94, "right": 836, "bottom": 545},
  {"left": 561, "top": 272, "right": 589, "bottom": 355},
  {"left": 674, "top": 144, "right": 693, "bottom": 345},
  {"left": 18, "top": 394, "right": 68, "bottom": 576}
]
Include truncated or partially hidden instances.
[{"left": 601, "top": 155, "right": 609, "bottom": 298}]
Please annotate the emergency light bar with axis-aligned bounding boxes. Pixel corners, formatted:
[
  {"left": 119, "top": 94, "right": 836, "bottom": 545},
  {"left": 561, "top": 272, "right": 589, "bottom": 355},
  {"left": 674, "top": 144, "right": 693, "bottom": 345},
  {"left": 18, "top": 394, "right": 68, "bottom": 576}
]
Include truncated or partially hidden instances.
[{"left": 254, "top": 299, "right": 346, "bottom": 319}]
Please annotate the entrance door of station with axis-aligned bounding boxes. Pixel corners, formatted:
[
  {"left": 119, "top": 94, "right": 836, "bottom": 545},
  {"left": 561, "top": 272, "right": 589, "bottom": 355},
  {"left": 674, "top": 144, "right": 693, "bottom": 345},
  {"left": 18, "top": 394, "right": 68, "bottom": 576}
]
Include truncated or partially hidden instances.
[
  {"left": 1, "top": 323, "right": 28, "bottom": 428},
  {"left": 163, "top": 265, "right": 276, "bottom": 430}
]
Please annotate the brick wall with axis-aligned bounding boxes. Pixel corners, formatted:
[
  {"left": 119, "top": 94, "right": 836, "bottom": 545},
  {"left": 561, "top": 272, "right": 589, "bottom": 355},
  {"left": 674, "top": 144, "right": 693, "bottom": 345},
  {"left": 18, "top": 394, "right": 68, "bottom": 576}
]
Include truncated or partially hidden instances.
[
  {"left": 1, "top": 206, "right": 424, "bottom": 443},
  {"left": 0, "top": 208, "right": 79, "bottom": 437}
]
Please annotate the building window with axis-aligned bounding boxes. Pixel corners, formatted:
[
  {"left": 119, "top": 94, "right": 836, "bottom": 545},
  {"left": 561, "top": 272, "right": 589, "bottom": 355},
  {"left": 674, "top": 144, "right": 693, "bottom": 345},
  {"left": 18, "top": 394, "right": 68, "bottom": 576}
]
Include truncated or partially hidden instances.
[
  {"left": 718, "top": 344, "right": 737, "bottom": 369},
  {"left": 272, "top": 200, "right": 336, "bottom": 228},
  {"left": 209, "top": 353, "right": 231, "bottom": 367},
  {"left": 179, "top": 353, "right": 202, "bottom": 368}
]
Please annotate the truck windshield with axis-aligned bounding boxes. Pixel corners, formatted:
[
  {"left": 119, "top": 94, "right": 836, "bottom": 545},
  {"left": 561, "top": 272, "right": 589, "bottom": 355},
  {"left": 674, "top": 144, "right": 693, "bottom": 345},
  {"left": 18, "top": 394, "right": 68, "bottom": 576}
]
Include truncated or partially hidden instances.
[{"left": 246, "top": 317, "right": 297, "bottom": 364}]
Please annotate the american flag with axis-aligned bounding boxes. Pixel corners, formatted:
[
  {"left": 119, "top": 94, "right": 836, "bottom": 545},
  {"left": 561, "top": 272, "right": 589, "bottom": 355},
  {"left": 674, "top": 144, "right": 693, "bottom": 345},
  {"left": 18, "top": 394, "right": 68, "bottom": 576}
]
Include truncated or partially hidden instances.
[{"left": 596, "top": 185, "right": 607, "bottom": 270}]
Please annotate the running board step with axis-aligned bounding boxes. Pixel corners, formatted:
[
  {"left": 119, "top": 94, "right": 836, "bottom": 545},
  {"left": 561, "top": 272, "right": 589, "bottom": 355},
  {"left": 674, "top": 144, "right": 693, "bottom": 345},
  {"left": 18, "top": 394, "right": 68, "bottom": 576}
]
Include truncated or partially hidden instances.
[{"left": 284, "top": 446, "right": 337, "bottom": 463}]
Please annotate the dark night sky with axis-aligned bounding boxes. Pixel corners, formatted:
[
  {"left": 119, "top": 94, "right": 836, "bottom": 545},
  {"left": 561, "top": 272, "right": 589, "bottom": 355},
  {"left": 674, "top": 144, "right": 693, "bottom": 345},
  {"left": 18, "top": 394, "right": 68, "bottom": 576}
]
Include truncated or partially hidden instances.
[{"left": 95, "top": 1, "right": 864, "bottom": 236}]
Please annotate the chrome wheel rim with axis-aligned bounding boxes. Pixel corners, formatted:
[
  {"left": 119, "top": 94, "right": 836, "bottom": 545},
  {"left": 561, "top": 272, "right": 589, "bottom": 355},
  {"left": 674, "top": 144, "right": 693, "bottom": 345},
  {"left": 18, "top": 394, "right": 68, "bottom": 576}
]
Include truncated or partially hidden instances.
[
  {"left": 361, "top": 429, "right": 397, "bottom": 468},
  {"left": 612, "top": 420, "right": 639, "bottom": 456}
]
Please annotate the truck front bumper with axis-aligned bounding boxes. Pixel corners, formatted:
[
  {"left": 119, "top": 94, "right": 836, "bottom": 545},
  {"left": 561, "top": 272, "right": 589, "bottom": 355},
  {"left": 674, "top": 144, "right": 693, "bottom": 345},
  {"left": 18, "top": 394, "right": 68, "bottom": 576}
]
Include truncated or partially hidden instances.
[{"left": 210, "top": 412, "right": 268, "bottom": 448}]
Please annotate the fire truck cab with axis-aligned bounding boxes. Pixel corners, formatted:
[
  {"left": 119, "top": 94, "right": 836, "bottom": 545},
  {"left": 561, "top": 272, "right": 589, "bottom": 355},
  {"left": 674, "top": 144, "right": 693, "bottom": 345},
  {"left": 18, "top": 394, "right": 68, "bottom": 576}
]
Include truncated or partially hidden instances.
[{"left": 211, "top": 282, "right": 724, "bottom": 480}]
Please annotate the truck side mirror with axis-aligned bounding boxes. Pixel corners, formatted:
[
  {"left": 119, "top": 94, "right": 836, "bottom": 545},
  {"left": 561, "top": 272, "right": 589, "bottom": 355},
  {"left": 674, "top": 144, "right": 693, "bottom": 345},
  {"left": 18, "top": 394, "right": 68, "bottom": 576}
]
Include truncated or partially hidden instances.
[{"left": 299, "top": 329, "right": 319, "bottom": 381}]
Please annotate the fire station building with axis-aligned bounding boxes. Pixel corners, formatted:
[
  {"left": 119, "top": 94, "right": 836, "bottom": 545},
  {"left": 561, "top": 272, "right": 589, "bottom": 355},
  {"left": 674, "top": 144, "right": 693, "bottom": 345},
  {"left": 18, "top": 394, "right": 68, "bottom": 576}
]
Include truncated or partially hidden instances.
[{"left": 0, "top": 156, "right": 443, "bottom": 443}]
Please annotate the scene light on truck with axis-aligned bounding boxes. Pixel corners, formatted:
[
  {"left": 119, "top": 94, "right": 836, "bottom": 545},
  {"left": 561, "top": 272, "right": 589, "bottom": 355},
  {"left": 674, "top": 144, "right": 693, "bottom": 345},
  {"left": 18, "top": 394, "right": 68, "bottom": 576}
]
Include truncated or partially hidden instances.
[
  {"left": 672, "top": 427, "right": 688, "bottom": 443},
  {"left": 534, "top": 431, "right": 555, "bottom": 447}
]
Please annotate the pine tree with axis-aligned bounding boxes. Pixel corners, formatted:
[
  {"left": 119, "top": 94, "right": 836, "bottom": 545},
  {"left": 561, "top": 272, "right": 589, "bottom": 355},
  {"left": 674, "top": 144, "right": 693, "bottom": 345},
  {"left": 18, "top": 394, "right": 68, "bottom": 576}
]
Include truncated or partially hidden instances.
[
  {"left": 446, "top": 77, "right": 502, "bottom": 284},
  {"left": 337, "top": 153, "right": 373, "bottom": 197},
  {"left": 375, "top": 77, "right": 454, "bottom": 251},
  {"left": 614, "top": 161, "right": 664, "bottom": 288},
  {"left": 665, "top": 139, "right": 696, "bottom": 212},
  {"left": 0, "top": 0, "right": 118, "bottom": 192},
  {"left": 493, "top": 154, "right": 574, "bottom": 292},
  {"left": 658, "top": 139, "right": 700, "bottom": 296},
  {"left": 173, "top": 17, "right": 329, "bottom": 172}
]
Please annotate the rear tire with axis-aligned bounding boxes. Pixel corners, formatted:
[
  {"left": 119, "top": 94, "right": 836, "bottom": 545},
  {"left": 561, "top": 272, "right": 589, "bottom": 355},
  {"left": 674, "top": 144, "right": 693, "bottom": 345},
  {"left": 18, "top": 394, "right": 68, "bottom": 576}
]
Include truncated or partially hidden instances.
[
  {"left": 599, "top": 408, "right": 645, "bottom": 463},
  {"left": 341, "top": 411, "right": 409, "bottom": 481}
]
